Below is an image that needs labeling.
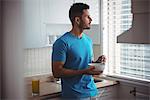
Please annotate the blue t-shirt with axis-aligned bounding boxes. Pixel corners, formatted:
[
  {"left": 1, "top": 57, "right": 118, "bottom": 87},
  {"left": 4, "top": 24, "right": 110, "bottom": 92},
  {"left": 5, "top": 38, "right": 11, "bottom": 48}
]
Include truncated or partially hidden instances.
[{"left": 52, "top": 32, "right": 98, "bottom": 98}]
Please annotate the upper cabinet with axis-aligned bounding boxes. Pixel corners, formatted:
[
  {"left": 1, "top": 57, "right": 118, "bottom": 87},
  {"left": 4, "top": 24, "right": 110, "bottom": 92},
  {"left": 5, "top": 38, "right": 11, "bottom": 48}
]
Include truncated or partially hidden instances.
[
  {"left": 24, "top": 0, "right": 47, "bottom": 48},
  {"left": 24, "top": 0, "right": 100, "bottom": 48},
  {"left": 42, "top": 0, "right": 99, "bottom": 24},
  {"left": 41, "top": 0, "right": 73, "bottom": 24}
]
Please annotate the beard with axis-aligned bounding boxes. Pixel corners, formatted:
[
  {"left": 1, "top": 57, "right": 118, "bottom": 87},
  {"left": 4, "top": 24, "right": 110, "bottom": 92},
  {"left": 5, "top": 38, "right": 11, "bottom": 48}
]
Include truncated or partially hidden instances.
[
  {"left": 78, "top": 21, "right": 91, "bottom": 30},
  {"left": 83, "top": 26, "right": 90, "bottom": 29}
]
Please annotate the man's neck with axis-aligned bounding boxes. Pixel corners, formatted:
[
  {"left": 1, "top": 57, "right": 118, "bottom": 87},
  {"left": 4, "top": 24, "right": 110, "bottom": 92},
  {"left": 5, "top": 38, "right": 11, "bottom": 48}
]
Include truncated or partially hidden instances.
[{"left": 70, "top": 27, "right": 83, "bottom": 38}]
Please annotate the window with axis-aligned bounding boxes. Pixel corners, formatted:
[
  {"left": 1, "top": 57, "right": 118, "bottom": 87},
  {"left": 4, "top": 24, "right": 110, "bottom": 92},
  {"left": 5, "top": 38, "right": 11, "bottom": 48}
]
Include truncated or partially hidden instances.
[{"left": 102, "top": 0, "right": 150, "bottom": 81}]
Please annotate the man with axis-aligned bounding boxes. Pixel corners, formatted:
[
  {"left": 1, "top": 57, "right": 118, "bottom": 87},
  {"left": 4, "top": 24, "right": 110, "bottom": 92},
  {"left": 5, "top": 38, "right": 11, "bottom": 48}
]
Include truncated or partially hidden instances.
[{"left": 52, "top": 3, "right": 105, "bottom": 100}]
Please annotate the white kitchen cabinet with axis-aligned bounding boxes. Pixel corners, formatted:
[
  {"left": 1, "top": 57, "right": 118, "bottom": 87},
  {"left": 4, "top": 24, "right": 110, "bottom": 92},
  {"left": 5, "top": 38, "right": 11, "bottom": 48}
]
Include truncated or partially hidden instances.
[
  {"left": 98, "top": 85, "right": 118, "bottom": 100},
  {"left": 44, "top": 0, "right": 101, "bottom": 44},
  {"left": 117, "top": 83, "right": 136, "bottom": 100},
  {"left": 98, "top": 81, "right": 150, "bottom": 100},
  {"left": 117, "top": 82, "right": 150, "bottom": 100},
  {"left": 24, "top": 0, "right": 73, "bottom": 48},
  {"left": 24, "top": 0, "right": 101, "bottom": 48},
  {"left": 24, "top": 0, "right": 47, "bottom": 48},
  {"left": 43, "top": 0, "right": 99, "bottom": 24},
  {"left": 42, "top": 0, "right": 73, "bottom": 24},
  {"left": 135, "top": 85, "right": 149, "bottom": 100}
]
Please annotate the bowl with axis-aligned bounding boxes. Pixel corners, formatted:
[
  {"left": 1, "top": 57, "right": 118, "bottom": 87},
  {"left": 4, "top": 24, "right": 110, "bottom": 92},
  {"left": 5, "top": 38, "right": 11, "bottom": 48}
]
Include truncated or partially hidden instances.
[{"left": 88, "top": 63, "right": 105, "bottom": 71}]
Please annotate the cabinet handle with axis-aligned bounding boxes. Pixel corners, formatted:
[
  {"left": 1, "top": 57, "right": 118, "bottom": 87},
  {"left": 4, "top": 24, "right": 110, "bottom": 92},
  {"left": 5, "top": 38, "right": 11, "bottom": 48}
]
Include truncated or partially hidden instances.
[{"left": 130, "top": 87, "right": 136, "bottom": 96}]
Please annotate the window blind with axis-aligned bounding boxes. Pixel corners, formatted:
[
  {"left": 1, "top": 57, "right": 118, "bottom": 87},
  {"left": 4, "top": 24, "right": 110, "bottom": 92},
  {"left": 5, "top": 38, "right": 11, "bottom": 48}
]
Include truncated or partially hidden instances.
[{"left": 102, "top": 0, "right": 150, "bottom": 80}]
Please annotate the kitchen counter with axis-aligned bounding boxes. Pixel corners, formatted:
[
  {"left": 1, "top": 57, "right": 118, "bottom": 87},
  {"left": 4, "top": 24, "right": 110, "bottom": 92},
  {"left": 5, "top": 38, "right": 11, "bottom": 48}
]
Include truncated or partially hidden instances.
[
  {"left": 26, "top": 75, "right": 118, "bottom": 100},
  {"left": 94, "top": 76, "right": 118, "bottom": 89},
  {"left": 26, "top": 82, "right": 61, "bottom": 100}
]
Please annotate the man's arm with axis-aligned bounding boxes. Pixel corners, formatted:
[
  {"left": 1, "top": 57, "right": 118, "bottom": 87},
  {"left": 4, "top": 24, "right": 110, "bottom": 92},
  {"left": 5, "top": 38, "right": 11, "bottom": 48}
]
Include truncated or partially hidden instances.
[{"left": 52, "top": 61, "right": 102, "bottom": 78}]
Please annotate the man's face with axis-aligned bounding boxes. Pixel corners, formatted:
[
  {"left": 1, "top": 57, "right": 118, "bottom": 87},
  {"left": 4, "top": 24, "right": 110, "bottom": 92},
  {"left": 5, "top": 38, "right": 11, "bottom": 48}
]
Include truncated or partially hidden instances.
[{"left": 78, "top": 9, "right": 92, "bottom": 29}]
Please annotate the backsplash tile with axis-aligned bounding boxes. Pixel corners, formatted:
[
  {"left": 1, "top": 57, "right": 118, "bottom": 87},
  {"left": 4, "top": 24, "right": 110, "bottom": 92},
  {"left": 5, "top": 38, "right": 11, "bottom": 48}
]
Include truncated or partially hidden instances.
[
  {"left": 24, "top": 45, "right": 100, "bottom": 77},
  {"left": 24, "top": 47, "right": 52, "bottom": 77}
]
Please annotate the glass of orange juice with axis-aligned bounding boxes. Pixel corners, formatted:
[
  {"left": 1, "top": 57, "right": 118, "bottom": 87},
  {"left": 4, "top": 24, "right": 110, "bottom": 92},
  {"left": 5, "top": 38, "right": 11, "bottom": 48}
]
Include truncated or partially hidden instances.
[{"left": 32, "top": 78, "right": 40, "bottom": 96}]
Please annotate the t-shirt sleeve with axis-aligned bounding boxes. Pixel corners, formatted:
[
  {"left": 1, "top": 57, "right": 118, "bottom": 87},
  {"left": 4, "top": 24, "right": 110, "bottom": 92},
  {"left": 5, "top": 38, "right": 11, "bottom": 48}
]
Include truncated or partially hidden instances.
[{"left": 52, "top": 39, "right": 67, "bottom": 62}]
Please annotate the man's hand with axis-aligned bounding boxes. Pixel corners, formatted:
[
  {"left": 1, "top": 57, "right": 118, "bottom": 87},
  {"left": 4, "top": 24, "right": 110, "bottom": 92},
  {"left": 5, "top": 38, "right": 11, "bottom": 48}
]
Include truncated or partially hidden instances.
[
  {"left": 95, "top": 55, "right": 106, "bottom": 63},
  {"left": 83, "top": 66, "right": 103, "bottom": 75}
]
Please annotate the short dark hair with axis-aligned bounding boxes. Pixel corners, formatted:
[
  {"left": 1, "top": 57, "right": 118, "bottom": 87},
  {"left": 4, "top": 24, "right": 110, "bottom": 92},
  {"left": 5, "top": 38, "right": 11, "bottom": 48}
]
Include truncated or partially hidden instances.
[{"left": 69, "top": 3, "right": 89, "bottom": 25}]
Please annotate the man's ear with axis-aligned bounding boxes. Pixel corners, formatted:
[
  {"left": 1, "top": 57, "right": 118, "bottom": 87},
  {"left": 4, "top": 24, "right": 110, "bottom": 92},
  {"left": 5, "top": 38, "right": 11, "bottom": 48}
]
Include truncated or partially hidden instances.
[{"left": 75, "top": 17, "right": 80, "bottom": 24}]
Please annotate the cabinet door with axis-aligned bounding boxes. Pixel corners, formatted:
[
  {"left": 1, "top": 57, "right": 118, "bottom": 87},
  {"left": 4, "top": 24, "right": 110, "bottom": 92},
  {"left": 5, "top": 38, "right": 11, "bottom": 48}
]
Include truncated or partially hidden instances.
[
  {"left": 118, "top": 82, "right": 149, "bottom": 100},
  {"left": 43, "top": 0, "right": 99, "bottom": 24},
  {"left": 24, "top": 0, "right": 73, "bottom": 48},
  {"left": 24, "top": 0, "right": 46, "bottom": 48},
  {"left": 135, "top": 86, "right": 149, "bottom": 100},
  {"left": 75, "top": 0, "right": 99, "bottom": 24},
  {"left": 117, "top": 84, "right": 136, "bottom": 100},
  {"left": 98, "top": 86, "right": 117, "bottom": 100},
  {"left": 44, "top": 0, "right": 73, "bottom": 24}
]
